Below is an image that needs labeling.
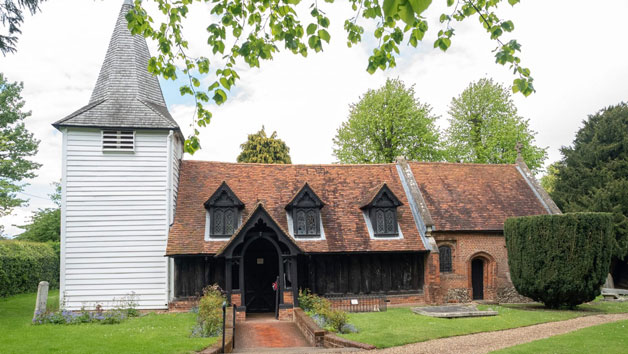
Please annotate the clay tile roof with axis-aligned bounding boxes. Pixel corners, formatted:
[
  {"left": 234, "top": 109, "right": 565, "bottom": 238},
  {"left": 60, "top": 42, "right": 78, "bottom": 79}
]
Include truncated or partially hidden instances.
[
  {"left": 167, "top": 161, "right": 426, "bottom": 255},
  {"left": 408, "top": 162, "right": 549, "bottom": 231}
]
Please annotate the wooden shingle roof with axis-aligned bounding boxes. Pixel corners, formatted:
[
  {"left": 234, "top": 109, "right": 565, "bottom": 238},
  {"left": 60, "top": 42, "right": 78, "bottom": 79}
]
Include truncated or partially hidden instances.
[{"left": 53, "top": 1, "right": 178, "bottom": 130}]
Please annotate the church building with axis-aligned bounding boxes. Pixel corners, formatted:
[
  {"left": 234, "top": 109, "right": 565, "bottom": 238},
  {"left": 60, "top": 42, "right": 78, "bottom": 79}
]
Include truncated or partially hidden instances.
[{"left": 53, "top": 1, "right": 560, "bottom": 319}]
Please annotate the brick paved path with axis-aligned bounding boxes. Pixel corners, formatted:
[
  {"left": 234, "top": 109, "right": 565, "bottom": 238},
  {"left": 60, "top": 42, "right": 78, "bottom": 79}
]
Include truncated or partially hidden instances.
[{"left": 233, "top": 313, "right": 311, "bottom": 351}]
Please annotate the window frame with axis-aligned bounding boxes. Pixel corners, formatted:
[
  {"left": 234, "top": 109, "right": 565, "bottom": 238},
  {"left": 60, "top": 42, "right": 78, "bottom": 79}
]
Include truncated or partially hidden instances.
[
  {"left": 439, "top": 245, "right": 453, "bottom": 273},
  {"left": 204, "top": 182, "right": 244, "bottom": 239},
  {"left": 370, "top": 207, "right": 398, "bottom": 237},
  {"left": 210, "top": 206, "right": 238, "bottom": 237},
  {"left": 285, "top": 183, "right": 324, "bottom": 238},
  {"left": 292, "top": 207, "right": 320, "bottom": 237}
]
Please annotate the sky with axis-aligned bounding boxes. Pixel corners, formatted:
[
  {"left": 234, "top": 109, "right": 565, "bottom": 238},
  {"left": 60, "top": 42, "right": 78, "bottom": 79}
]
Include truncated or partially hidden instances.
[{"left": 1, "top": 0, "right": 627, "bottom": 236}]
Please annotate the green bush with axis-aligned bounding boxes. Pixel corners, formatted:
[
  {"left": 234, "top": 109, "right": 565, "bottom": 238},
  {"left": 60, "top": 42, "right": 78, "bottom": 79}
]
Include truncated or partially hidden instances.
[
  {"left": 298, "top": 289, "right": 349, "bottom": 333},
  {"left": 298, "top": 288, "right": 328, "bottom": 313},
  {"left": 504, "top": 213, "right": 614, "bottom": 308},
  {"left": 0, "top": 240, "right": 59, "bottom": 297},
  {"left": 196, "top": 284, "right": 225, "bottom": 337}
]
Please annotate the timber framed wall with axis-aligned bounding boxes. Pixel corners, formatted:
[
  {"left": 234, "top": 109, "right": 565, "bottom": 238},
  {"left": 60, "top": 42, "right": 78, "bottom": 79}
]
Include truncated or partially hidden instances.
[{"left": 297, "top": 252, "right": 426, "bottom": 295}]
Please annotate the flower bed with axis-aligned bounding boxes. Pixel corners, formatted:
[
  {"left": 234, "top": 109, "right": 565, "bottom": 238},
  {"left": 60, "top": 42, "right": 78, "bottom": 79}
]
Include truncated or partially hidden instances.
[{"left": 298, "top": 289, "right": 356, "bottom": 334}]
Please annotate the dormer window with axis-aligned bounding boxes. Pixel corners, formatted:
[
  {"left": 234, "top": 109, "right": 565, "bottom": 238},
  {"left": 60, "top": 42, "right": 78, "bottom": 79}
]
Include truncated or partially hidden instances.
[
  {"left": 361, "top": 183, "right": 402, "bottom": 237},
  {"left": 204, "top": 182, "right": 244, "bottom": 238},
  {"left": 286, "top": 183, "right": 324, "bottom": 237},
  {"left": 102, "top": 130, "right": 135, "bottom": 151}
]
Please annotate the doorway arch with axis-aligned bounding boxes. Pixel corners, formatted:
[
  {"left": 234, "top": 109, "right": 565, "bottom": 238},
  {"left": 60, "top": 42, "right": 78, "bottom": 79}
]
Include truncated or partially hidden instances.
[
  {"left": 218, "top": 204, "right": 302, "bottom": 315},
  {"left": 467, "top": 252, "right": 496, "bottom": 301},
  {"left": 471, "top": 258, "right": 484, "bottom": 300},
  {"left": 242, "top": 236, "right": 280, "bottom": 312}
]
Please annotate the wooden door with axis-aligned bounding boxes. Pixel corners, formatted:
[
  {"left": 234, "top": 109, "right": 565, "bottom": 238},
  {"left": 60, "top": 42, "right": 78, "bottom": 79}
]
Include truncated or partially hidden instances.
[{"left": 472, "top": 258, "right": 484, "bottom": 300}]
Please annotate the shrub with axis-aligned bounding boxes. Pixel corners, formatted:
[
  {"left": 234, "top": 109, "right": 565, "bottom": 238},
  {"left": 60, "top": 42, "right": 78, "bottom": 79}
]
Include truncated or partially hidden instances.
[
  {"left": 196, "top": 284, "right": 225, "bottom": 337},
  {"left": 298, "top": 288, "right": 328, "bottom": 313},
  {"left": 504, "top": 212, "right": 614, "bottom": 308},
  {"left": 324, "top": 308, "right": 348, "bottom": 333},
  {"left": 298, "top": 289, "right": 350, "bottom": 333},
  {"left": 0, "top": 240, "right": 59, "bottom": 297}
]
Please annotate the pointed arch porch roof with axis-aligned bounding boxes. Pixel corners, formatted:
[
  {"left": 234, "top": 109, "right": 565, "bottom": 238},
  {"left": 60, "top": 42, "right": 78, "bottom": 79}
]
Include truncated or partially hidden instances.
[{"left": 215, "top": 203, "right": 303, "bottom": 257}]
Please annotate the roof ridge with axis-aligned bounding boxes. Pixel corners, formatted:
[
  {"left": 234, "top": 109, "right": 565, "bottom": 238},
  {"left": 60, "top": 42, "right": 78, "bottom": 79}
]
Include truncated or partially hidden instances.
[
  {"left": 181, "top": 160, "right": 519, "bottom": 168},
  {"left": 181, "top": 160, "right": 399, "bottom": 167}
]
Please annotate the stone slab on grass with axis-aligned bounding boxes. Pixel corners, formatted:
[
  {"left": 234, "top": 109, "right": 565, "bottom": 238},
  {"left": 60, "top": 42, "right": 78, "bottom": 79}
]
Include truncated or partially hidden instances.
[{"left": 412, "top": 305, "right": 498, "bottom": 318}]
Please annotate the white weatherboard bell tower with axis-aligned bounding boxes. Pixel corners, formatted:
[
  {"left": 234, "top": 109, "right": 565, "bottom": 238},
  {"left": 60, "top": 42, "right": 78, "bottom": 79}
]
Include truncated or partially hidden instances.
[{"left": 53, "top": 1, "right": 183, "bottom": 310}]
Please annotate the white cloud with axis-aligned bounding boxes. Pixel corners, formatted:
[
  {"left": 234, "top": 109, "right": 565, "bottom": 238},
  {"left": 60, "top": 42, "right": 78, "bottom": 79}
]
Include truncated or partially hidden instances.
[{"left": 1, "top": 0, "right": 628, "bottom": 236}]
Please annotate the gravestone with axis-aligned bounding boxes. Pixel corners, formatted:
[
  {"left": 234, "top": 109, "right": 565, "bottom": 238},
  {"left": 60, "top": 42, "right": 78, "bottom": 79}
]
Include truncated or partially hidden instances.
[
  {"left": 603, "top": 273, "right": 615, "bottom": 289},
  {"left": 33, "top": 281, "right": 49, "bottom": 320}
]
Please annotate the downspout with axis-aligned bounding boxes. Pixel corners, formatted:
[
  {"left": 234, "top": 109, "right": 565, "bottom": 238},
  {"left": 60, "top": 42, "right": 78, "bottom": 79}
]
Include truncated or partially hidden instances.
[
  {"left": 166, "top": 130, "right": 174, "bottom": 302},
  {"left": 59, "top": 128, "right": 68, "bottom": 309}
]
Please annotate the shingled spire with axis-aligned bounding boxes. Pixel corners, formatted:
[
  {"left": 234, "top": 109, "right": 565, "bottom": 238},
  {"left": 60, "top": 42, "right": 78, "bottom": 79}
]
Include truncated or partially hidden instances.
[{"left": 54, "top": 1, "right": 178, "bottom": 130}]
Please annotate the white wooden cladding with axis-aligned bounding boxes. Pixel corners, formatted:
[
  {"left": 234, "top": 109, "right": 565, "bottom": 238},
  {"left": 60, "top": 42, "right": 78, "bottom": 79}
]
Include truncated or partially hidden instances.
[{"left": 61, "top": 128, "right": 181, "bottom": 310}]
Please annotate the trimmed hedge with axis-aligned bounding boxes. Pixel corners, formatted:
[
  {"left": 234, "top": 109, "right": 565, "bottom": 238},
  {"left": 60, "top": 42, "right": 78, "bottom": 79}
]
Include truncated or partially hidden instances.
[
  {"left": 0, "top": 240, "right": 59, "bottom": 297},
  {"left": 504, "top": 213, "right": 613, "bottom": 308}
]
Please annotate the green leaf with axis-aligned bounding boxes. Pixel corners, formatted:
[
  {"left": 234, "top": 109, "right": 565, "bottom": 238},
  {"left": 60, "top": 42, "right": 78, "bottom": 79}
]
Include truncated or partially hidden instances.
[
  {"left": 408, "top": 0, "right": 431, "bottom": 16},
  {"left": 508, "top": 0, "right": 520, "bottom": 5},
  {"left": 306, "top": 23, "right": 317, "bottom": 35},
  {"left": 447, "top": 0, "right": 454, "bottom": 6},
  {"left": 501, "top": 20, "right": 514, "bottom": 32},
  {"left": 398, "top": 3, "right": 415, "bottom": 25},
  {"left": 382, "top": 0, "right": 398, "bottom": 18},
  {"left": 318, "top": 29, "right": 330, "bottom": 43},
  {"left": 213, "top": 88, "right": 227, "bottom": 104}
]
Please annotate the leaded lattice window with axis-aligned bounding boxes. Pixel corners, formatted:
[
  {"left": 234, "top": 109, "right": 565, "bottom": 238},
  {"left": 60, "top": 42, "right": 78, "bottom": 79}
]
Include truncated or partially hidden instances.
[
  {"left": 286, "top": 183, "right": 324, "bottom": 237},
  {"left": 205, "top": 182, "right": 244, "bottom": 238},
  {"left": 362, "top": 184, "right": 402, "bottom": 237},
  {"left": 371, "top": 207, "right": 398, "bottom": 236},
  {"left": 212, "top": 207, "right": 237, "bottom": 236},
  {"left": 296, "top": 210, "right": 307, "bottom": 235},
  {"left": 293, "top": 207, "right": 319, "bottom": 236},
  {"left": 439, "top": 245, "right": 453, "bottom": 273}
]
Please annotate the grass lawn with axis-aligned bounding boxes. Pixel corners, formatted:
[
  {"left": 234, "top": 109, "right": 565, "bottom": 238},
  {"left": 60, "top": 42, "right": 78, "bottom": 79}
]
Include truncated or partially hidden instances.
[
  {"left": 0, "top": 290, "right": 217, "bottom": 354},
  {"left": 492, "top": 319, "right": 628, "bottom": 354},
  {"left": 338, "top": 300, "right": 628, "bottom": 348}
]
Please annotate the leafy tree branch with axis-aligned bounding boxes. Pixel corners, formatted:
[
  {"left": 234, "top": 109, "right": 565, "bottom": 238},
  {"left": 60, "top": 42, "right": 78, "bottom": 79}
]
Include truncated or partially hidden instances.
[{"left": 125, "top": 0, "right": 533, "bottom": 154}]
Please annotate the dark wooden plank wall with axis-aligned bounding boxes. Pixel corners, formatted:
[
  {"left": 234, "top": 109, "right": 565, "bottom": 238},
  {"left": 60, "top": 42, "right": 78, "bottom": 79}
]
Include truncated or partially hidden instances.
[
  {"left": 174, "top": 257, "right": 225, "bottom": 298},
  {"left": 298, "top": 252, "right": 425, "bottom": 295}
]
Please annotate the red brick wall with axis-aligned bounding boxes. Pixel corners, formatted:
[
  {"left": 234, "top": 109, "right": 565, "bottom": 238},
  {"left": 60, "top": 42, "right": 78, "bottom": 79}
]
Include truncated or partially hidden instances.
[
  {"left": 231, "top": 293, "right": 242, "bottom": 306},
  {"left": 278, "top": 307, "right": 294, "bottom": 321},
  {"left": 434, "top": 232, "right": 515, "bottom": 302},
  {"left": 283, "top": 290, "right": 293, "bottom": 305}
]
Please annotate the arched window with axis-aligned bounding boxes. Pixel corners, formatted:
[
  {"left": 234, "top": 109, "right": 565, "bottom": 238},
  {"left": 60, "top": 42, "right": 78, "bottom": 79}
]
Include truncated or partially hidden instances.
[
  {"left": 439, "top": 245, "right": 453, "bottom": 273},
  {"left": 296, "top": 210, "right": 307, "bottom": 235},
  {"left": 204, "top": 182, "right": 244, "bottom": 238},
  {"left": 361, "top": 184, "right": 402, "bottom": 237},
  {"left": 286, "top": 183, "right": 324, "bottom": 237}
]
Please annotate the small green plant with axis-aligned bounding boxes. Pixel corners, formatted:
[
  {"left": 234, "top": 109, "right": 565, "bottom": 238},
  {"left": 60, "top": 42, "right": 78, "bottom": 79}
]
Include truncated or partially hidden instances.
[
  {"left": 324, "top": 308, "right": 349, "bottom": 333},
  {"left": 298, "top": 288, "right": 350, "bottom": 333},
  {"left": 196, "top": 284, "right": 225, "bottom": 337},
  {"left": 32, "top": 292, "right": 140, "bottom": 325},
  {"left": 299, "top": 288, "right": 328, "bottom": 313}
]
